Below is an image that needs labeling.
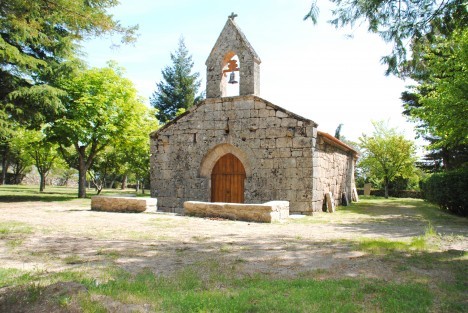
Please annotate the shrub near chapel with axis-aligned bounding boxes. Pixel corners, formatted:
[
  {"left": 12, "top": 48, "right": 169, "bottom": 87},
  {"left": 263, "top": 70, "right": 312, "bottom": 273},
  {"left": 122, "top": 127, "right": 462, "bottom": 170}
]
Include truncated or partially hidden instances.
[{"left": 421, "top": 167, "right": 468, "bottom": 216}]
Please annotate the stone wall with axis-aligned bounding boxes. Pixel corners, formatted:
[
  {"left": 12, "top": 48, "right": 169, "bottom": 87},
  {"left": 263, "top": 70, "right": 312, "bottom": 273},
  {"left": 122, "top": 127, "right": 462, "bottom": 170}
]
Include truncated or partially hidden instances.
[
  {"left": 312, "top": 134, "right": 356, "bottom": 210},
  {"left": 150, "top": 95, "right": 318, "bottom": 214}
]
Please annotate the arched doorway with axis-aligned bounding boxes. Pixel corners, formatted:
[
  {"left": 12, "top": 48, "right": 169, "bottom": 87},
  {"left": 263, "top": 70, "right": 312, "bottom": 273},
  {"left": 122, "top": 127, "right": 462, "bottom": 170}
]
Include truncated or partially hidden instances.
[{"left": 211, "top": 153, "right": 246, "bottom": 203}]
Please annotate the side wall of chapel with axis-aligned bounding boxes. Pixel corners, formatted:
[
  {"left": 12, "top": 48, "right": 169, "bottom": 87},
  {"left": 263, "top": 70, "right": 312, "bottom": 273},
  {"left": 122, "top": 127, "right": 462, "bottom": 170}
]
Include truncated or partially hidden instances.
[{"left": 312, "top": 135, "right": 356, "bottom": 210}]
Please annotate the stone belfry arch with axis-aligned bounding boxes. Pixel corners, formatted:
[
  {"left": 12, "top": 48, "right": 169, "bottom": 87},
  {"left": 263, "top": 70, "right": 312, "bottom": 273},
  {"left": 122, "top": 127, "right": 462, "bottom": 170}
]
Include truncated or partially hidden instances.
[{"left": 205, "top": 13, "right": 261, "bottom": 98}]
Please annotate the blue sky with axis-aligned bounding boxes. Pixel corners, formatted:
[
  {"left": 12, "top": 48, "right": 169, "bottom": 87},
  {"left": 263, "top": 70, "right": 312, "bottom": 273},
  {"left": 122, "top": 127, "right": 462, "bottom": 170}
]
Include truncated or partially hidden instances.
[{"left": 82, "top": 0, "right": 418, "bottom": 145}]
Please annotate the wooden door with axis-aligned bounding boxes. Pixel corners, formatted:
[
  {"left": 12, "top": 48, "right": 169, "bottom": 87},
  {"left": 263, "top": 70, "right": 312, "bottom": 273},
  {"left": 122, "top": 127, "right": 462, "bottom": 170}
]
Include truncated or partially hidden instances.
[{"left": 211, "top": 153, "right": 246, "bottom": 203}]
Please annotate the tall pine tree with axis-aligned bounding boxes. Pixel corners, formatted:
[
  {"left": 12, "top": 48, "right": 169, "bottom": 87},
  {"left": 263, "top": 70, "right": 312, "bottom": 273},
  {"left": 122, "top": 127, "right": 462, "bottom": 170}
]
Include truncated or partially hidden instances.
[{"left": 150, "top": 38, "right": 201, "bottom": 123}]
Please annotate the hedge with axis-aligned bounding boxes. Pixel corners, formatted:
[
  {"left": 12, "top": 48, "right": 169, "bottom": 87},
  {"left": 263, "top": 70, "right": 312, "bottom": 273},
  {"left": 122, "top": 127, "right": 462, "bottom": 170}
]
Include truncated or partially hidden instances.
[
  {"left": 420, "top": 167, "right": 468, "bottom": 216},
  {"left": 357, "top": 189, "right": 422, "bottom": 199}
]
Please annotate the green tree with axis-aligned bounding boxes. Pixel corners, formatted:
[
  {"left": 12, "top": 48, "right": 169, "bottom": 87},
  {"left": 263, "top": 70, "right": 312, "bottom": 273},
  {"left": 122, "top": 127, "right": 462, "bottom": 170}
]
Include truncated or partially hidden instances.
[
  {"left": 334, "top": 123, "right": 343, "bottom": 140},
  {"left": 47, "top": 63, "right": 144, "bottom": 198},
  {"left": 150, "top": 38, "right": 201, "bottom": 123},
  {"left": 407, "top": 30, "right": 467, "bottom": 149},
  {"left": 402, "top": 29, "right": 468, "bottom": 170},
  {"left": 87, "top": 104, "right": 157, "bottom": 194},
  {"left": 22, "top": 128, "right": 63, "bottom": 192},
  {"left": 88, "top": 146, "right": 119, "bottom": 194},
  {"left": 358, "top": 121, "right": 417, "bottom": 198},
  {"left": 8, "top": 128, "right": 35, "bottom": 184},
  {"left": 0, "top": 118, "right": 14, "bottom": 184},
  {"left": 110, "top": 105, "right": 157, "bottom": 193},
  {"left": 125, "top": 106, "right": 158, "bottom": 194},
  {"left": 0, "top": 0, "right": 137, "bottom": 127},
  {"left": 304, "top": 0, "right": 467, "bottom": 76}
]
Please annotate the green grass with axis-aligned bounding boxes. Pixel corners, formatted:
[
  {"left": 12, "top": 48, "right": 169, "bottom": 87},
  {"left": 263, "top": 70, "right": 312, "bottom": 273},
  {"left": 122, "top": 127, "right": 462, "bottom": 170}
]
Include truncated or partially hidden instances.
[
  {"left": 74, "top": 268, "right": 432, "bottom": 313},
  {"left": 0, "top": 191, "right": 466, "bottom": 312},
  {"left": 0, "top": 185, "right": 150, "bottom": 202},
  {"left": 0, "top": 221, "right": 33, "bottom": 238},
  {"left": 0, "top": 221, "right": 34, "bottom": 248},
  {"left": 356, "top": 224, "right": 439, "bottom": 254},
  {"left": 1, "top": 257, "right": 460, "bottom": 312},
  {"left": 63, "top": 255, "right": 86, "bottom": 265}
]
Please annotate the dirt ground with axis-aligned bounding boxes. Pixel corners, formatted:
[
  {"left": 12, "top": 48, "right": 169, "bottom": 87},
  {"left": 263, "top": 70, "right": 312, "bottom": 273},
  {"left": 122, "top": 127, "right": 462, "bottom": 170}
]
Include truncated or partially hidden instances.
[{"left": 0, "top": 198, "right": 466, "bottom": 282}]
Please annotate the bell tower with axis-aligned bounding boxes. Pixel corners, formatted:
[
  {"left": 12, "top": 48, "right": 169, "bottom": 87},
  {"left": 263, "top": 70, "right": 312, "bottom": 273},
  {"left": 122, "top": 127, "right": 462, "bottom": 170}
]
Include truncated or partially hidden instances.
[{"left": 205, "top": 13, "right": 261, "bottom": 98}]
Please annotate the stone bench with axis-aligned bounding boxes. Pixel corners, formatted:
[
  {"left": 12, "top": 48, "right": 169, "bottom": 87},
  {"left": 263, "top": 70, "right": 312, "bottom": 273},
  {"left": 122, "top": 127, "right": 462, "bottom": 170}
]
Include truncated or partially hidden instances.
[
  {"left": 183, "top": 201, "right": 289, "bottom": 223},
  {"left": 91, "top": 196, "right": 157, "bottom": 213}
]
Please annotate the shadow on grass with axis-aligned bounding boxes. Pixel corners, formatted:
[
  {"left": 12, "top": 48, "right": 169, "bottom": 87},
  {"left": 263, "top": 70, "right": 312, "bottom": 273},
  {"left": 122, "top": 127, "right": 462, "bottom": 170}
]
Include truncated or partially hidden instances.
[
  {"left": 0, "top": 186, "right": 147, "bottom": 203},
  {"left": 0, "top": 195, "right": 78, "bottom": 202},
  {"left": 335, "top": 201, "right": 468, "bottom": 237}
]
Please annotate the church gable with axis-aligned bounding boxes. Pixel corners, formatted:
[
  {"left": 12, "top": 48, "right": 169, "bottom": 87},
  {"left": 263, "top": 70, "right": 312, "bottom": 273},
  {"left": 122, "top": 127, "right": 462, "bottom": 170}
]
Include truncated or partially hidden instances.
[
  {"left": 151, "top": 95, "right": 318, "bottom": 138},
  {"left": 206, "top": 17, "right": 261, "bottom": 65}
]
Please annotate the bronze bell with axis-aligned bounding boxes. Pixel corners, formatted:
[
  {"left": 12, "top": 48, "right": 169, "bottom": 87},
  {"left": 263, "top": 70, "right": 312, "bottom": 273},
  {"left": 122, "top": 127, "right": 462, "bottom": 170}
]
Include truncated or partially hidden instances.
[{"left": 228, "top": 71, "right": 238, "bottom": 84}]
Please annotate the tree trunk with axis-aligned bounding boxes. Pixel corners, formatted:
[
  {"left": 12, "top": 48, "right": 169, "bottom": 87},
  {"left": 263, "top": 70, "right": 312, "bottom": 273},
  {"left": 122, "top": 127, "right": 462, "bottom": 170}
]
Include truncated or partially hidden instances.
[
  {"left": 109, "top": 178, "right": 115, "bottom": 189},
  {"left": 1, "top": 159, "right": 7, "bottom": 185},
  {"left": 135, "top": 180, "right": 139, "bottom": 193},
  {"left": 39, "top": 172, "right": 46, "bottom": 192},
  {"left": 121, "top": 174, "right": 127, "bottom": 190},
  {"left": 384, "top": 178, "right": 389, "bottom": 199},
  {"left": 78, "top": 156, "right": 88, "bottom": 198}
]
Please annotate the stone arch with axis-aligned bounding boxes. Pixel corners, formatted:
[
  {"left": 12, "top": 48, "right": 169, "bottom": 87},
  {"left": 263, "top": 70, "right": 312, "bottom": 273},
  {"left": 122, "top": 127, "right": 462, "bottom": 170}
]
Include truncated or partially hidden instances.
[{"left": 199, "top": 143, "right": 252, "bottom": 178}]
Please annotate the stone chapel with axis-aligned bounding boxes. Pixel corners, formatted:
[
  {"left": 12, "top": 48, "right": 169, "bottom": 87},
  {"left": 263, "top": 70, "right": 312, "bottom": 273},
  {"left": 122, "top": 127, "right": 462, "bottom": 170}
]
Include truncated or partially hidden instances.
[{"left": 150, "top": 16, "right": 358, "bottom": 214}]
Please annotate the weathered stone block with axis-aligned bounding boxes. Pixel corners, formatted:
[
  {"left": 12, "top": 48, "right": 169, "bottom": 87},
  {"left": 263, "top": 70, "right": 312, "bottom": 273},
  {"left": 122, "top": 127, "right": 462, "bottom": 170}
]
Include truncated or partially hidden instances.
[
  {"left": 276, "top": 137, "right": 292, "bottom": 148},
  {"left": 184, "top": 201, "right": 289, "bottom": 223},
  {"left": 258, "top": 109, "right": 270, "bottom": 118},
  {"left": 281, "top": 118, "right": 297, "bottom": 127},
  {"left": 276, "top": 110, "right": 289, "bottom": 118},
  {"left": 91, "top": 196, "right": 157, "bottom": 213},
  {"left": 364, "top": 183, "right": 372, "bottom": 196}
]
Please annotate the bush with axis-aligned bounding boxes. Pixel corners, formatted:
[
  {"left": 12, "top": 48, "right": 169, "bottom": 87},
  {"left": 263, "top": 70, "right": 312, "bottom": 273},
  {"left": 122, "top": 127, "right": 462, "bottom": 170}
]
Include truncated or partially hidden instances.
[
  {"left": 420, "top": 167, "right": 468, "bottom": 216},
  {"left": 356, "top": 189, "right": 422, "bottom": 198}
]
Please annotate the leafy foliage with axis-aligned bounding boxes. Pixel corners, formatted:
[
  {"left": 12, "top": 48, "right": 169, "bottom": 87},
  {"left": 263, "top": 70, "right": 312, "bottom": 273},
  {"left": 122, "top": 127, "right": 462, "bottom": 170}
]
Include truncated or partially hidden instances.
[
  {"left": 7, "top": 128, "right": 35, "bottom": 183},
  {"left": 405, "top": 29, "right": 468, "bottom": 149},
  {"left": 402, "top": 29, "right": 468, "bottom": 171},
  {"left": 150, "top": 38, "right": 201, "bottom": 123},
  {"left": 89, "top": 104, "right": 157, "bottom": 193},
  {"left": 0, "top": 0, "right": 138, "bottom": 127},
  {"left": 421, "top": 167, "right": 468, "bottom": 216},
  {"left": 22, "top": 128, "right": 62, "bottom": 192},
  {"left": 358, "top": 121, "right": 417, "bottom": 197},
  {"left": 304, "top": 0, "right": 468, "bottom": 76},
  {"left": 47, "top": 63, "right": 144, "bottom": 198}
]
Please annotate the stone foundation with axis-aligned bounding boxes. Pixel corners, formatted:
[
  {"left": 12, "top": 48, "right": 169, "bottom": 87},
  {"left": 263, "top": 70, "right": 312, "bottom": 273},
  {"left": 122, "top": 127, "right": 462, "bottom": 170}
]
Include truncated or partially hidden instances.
[
  {"left": 184, "top": 201, "right": 289, "bottom": 223},
  {"left": 91, "top": 196, "right": 157, "bottom": 213}
]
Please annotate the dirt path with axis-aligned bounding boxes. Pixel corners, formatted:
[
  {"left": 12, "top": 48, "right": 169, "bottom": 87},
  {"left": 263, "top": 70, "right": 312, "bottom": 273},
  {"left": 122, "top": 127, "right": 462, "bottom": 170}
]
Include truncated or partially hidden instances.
[{"left": 0, "top": 199, "right": 466, "bottom": 280}]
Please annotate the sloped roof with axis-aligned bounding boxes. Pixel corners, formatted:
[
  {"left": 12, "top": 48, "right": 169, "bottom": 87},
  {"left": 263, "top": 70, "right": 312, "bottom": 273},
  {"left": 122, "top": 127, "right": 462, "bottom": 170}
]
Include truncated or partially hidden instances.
[
  {"left": 205, "top": 18, "right": 261, "bottom": 65},
  {"left": 317, "top": 131, "right": 359, "bottom": 157}
]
